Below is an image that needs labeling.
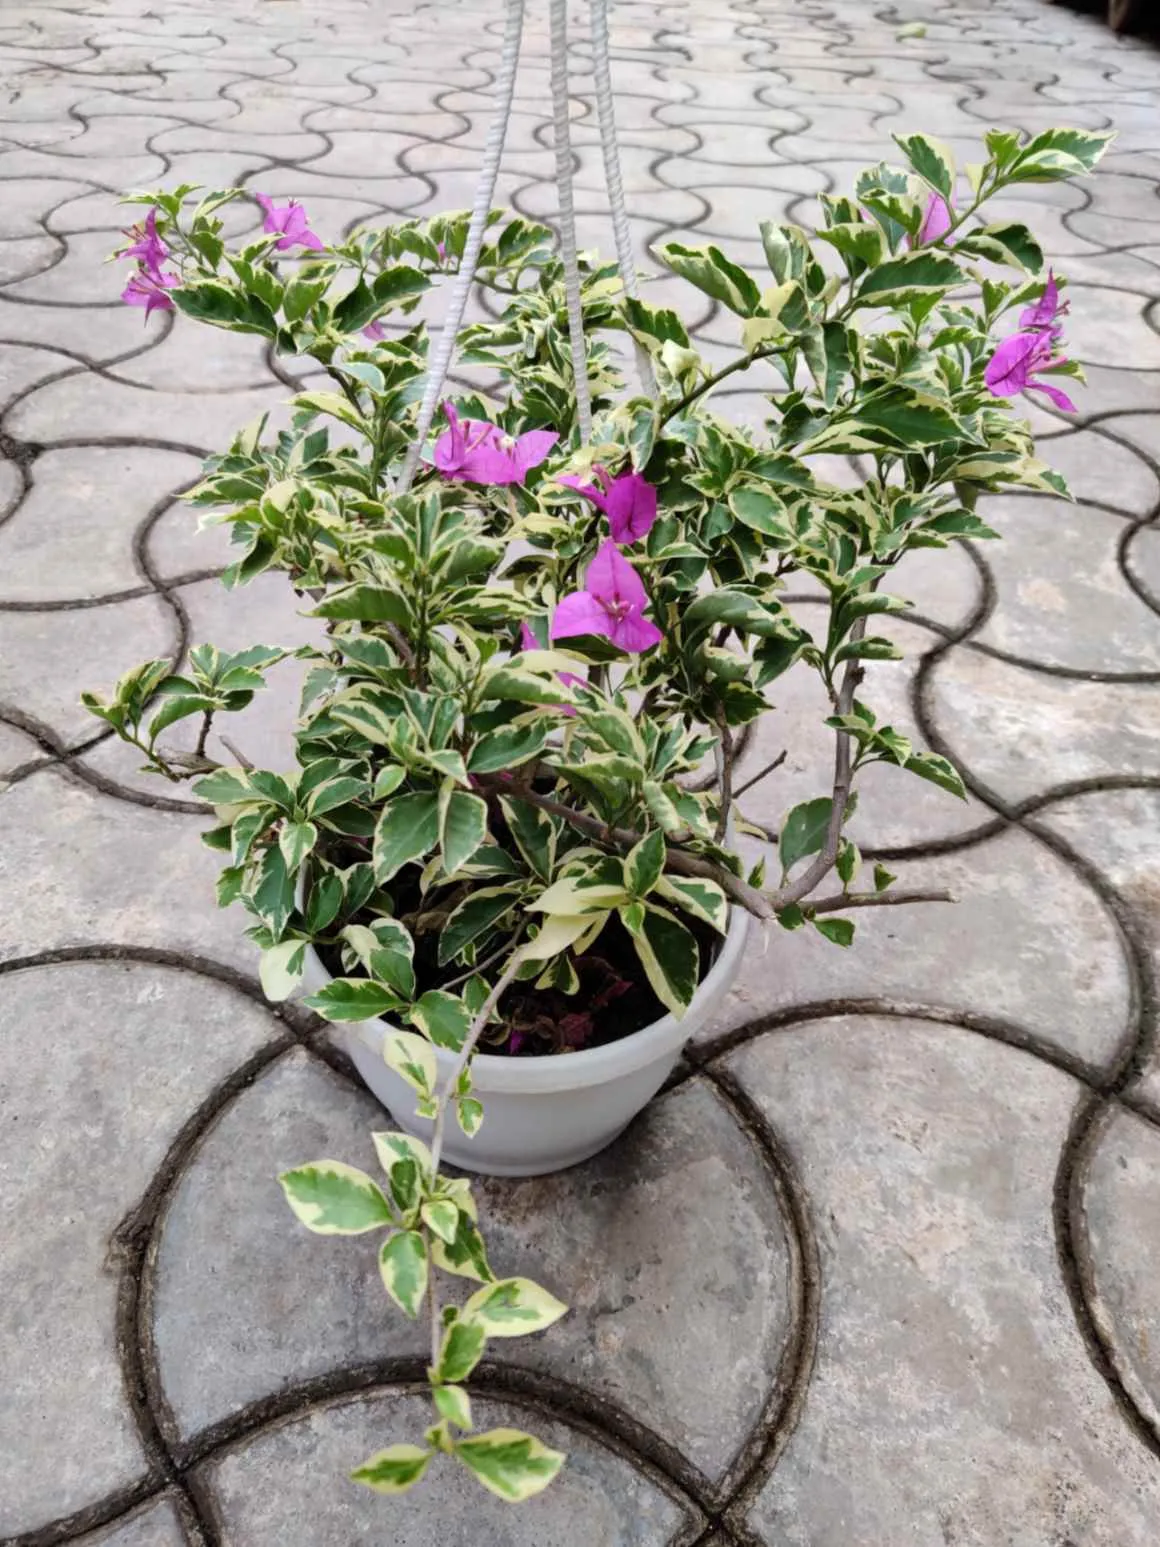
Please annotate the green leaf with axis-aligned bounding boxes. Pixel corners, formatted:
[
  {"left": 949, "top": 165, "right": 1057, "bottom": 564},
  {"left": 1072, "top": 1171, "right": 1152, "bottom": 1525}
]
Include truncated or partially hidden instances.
[
  {"left": 438, "top": 887, "right": 520, "bottom": 966},
  {"left": 457, "top": 1096, "right": 484, "bottom": 1136},
  {"left": 259, "top": 939, "right": 306, "bottom": 1002},
  {"left": 904, "top": 750, "right": 967, "bottom": 799},
  {"left": 780, "top": 798, "right": 832, "bottom": 873},
  {"left": 801, "top": 320, "right": 852, "bottom": 410},
  {"left": 252, "top": 843, "right": 293, "bottom": 939},
  {"left": 433, "top": 1384, "right": 473, "bottom": 1431},
  {"left": 278, "top": 819, "right": 317, "bottom": 872},
  {"left": 410, "top": 990, "right": 471, "bottom": 1051},
  {"left": 351, "top": 1443, "right": 433, "bottom": 1495},
  {"left": 455, "top": 1429, "right": 565, "bottom": 1502},
  {"left": 462, "top": 1277, "right": 567, "bottom": 1338},
  {"left": 441, "top": 790, "right": 488, "bottom": 875},
  {"left": 655, "top": 875, "right": 728, "bottom": 933},
  {"left": 379, "top": 1229, "right": 428, "bottom": 1318},
  {"left": 955, "top": 221, "right": 1043, "bottom": 275},
  {"left": 622, "top": 903, "right": 699, "bottom": 1018},
  {"left": 852, "top": 250, "right": 962, "bottom": 309},
  {"left": 483, "top": 665, "right": 577, "bottom": 707},
  {"left": 279, "top": 1161, "right": 394, "bottom": 1234},
  {"left": 431, "top": 1208, "right": 492, "bottom": 1282},
  {"left": 467, "top": 723, "right": 550, "bottom": 775},
  {"left": 728, "top": 485, "right": 790, "bottom": 537},
  {"left": 892, "top": 132, "right": 955, "bottom": 198},
  {"left": 813, "top": 916, "right": 855, "bottom": 947},
  {"left": 372, "top": 1128, "right": 433, "bottom": 1177},
  {"left": 374, "top": 792, "right": 441, "bottom": 882},
  {"left": 518, "top": 913, "right": 600, "bottom": 963},
  {"left": 437, "top": 1319, "right": 487, "bottom": 1383},
  {"left": 655, "top": 240, "right": 762, "bottom": 316},
  {"left": 873, "top": 863, "right": 896, "bottom": 893},
  {"left": 306, "top": 777, "right": 369, "bottom": 817},
  {"left": 383, "top": 1029, "right": 438, "bottom": 1101},
  {"left": 193, "top": 768, "right": 256, "bottom": 806},
  {"left": 311, "top": 584, "right": 411, "bottom": 624},
  {"left": 304, "top": 977, "right": 400, "bottom": 1022},
  {"left": 499, "top": 796, "right": 556, "bottom": 881},
  {"left": 625, "top": 830, "right": 666, "bottom": 898},
  {"left": 373, "top": 765, "right": 406, "bottom": 800},
  {"left": 422, "top": 1198, "right": 460, "bottom": 1245},
  {"left": 1008, "top": 128, "right": 1113, "bottom": 183}
]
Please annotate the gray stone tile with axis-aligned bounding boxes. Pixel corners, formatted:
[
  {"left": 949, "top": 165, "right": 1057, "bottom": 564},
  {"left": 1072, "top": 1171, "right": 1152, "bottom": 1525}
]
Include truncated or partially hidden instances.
[
  {"left": 928, "top": 648, "right": 1160, "bottom": 804},
  {"left": 698, "top": 826, "right": 1131, "bottom": 1075},
  {"left": 73, "top": 1496, "right": 187, "bottom": 1546},
  {"left": 0, "top": 959, "right": 279, "bottom": 1534},
  {"left": 153, "top": 1051, "right": 400, "bottom": 1439},
  {"left": 0, "top": 767, "right": 251, "bottom": 969},
  {"left": 727, "top": 1018, "right": 1160, "bottom": 1547},
  {"left": 0, "top": 591, "right": 178, "bottom": 746},
  {"left": 972, "top": 496, "right": 1160, "bottom": 672},
  {"left": 200, "top": 1389, "right": 691, "bottom": 1545},
  {"left": 475, "top": 1077, "right": 791, "bottom": 1481},
  {"left": 1083, "top": 1106, "right": 1160, "bottom": 1431},
  {"left": 0, "top": 444, "right": 200, "bottom": 602}
]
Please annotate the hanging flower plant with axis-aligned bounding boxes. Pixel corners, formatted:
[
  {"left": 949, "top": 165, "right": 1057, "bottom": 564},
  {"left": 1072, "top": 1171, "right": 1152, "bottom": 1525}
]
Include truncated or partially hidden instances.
[{"left": 92, "top": 122, "right": 1110, "bottom": 1502}]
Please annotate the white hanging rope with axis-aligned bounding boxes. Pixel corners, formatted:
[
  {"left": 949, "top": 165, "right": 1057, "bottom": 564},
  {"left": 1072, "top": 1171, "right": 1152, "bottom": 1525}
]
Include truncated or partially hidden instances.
[
  {"left": 589, "top": 0, "right": 656, "bottom": 397},
  {"left": 399, "top": 0, "right": 526, "bottom": 492},
  {"left": 549, "top": 0, "right": 593, "bottom": 443}
]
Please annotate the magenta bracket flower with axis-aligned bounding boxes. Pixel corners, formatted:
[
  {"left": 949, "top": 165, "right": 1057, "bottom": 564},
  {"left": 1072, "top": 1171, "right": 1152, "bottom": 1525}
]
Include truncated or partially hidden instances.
[
  {"left": 1019, "top": 269, "right": 1068, "bottom": 338},
  {"left": 121, "top": 264, "right": 181, "bottom": 318},
  {"left": 255, "top": 194, "right": 324, "bottom": 252},
  {"left": 909, "top": 191, "right": 953, "bottom": 248},
  {"left": 984, "top": 329, "right": 1077, "bottom": 414},
  {"left": 432, "top": 402, "right": 557, "bottom": 486},
  {"left": 120, "top": 208, "right": 169, "bottom": 270},
  {"left": 550, "top": 540, "right": 663, "bottom": 654},
  {"left": 558, "top": 467, "right": 658, "bottom": 545},
  {"left": 519, "top": 622, "right": 584, "bottom": 716}
]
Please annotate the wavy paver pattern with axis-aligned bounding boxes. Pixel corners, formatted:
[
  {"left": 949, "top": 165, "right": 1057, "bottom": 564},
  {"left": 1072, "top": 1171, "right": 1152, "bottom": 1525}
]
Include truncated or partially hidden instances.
[{"left": 1, "top": 0, "right": 1160, "bottom": 1543}]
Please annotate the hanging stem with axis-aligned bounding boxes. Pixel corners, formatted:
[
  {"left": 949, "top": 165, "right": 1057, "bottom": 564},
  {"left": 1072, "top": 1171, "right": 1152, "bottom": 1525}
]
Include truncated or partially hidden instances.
[
  {"left": 549, "top": 0, "right": 593, "bottom": 443},
  {"left": 589, "top": 0, "right": 656, "bottom": 396},
  {"left": 398, "top": 0, "right": 526, "bottom": 491}
]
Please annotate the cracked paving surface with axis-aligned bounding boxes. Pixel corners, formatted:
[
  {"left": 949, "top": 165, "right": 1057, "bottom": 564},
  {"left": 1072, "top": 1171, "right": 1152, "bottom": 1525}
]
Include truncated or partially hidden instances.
[{"left": 2, "top": 0, "right": 1160, "bottom": 1543}]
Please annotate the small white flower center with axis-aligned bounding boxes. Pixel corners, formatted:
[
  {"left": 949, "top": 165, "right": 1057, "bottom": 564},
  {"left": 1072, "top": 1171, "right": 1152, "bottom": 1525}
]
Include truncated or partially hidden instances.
[{"left": 604, "top": 598, "right": 630, "bottom": 621}]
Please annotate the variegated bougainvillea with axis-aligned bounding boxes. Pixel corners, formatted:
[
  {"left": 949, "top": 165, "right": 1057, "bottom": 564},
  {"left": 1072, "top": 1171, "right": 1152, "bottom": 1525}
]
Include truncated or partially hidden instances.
[{"left": 88, "top": 126, "right": 1109, "bottom": 1500}]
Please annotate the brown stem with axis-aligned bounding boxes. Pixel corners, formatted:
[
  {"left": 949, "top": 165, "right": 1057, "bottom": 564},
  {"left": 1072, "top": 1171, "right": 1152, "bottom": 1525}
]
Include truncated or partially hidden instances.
[
  {"left": 488, "top": 781, "right": 775, "bottom": 920},
  {"left": 807, "top": 888, "right": 956, "bottom": 915},
  {"left": 764, "top": 618, "right": 868, "bottom": 912},
  {"left": 712, "top": 709, "right": 734, "bottom": 843},
  {"left": 220, "top": 735, "right": 255, "bottom": 771},
  {"left": 385, "top": 622, "right": 417, "bottom": 676},
  {"left": 428, "top": 953, "right": 524, "bottom": 1182},
  {"left": 195, "top": 710, "right": 214, "bottom": 759},
  {"left": 734, "top": 748, "right": 786, "bottom": 799}
]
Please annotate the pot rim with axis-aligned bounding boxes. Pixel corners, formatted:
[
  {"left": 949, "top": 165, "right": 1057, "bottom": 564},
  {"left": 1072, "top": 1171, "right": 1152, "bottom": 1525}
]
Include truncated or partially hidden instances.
[{"left": 305, "top": 902, "right": 750, "bottom": 1095}]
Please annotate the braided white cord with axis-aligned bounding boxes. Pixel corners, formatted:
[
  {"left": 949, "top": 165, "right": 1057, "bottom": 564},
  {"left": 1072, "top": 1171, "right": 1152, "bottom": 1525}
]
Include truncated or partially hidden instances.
[
  {"left": 589, "top": 0, "right": 656, "bottom": 396},
  {"left": 549, "top": 0, "right": 593, "bottom": 443},
  {"left": 398, "top": 0, "right": 525, "bottom": 491}
]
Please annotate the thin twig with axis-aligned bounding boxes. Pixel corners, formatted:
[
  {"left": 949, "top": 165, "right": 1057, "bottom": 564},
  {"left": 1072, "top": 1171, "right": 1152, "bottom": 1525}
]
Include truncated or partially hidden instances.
[
  {"left": 808, "top": 888, "right": 956, "bottom": 915},
  {"left": 429, "top": 952, "right": 524, "bottom": 1185},
  {"left": 220, "top": 735, "right": 255, "bottom": 771},
  {"left": 733, "top": 748, "right": 787, "bottom": 799},
  {"left": 195, "top": 710, "right": 214, "bottom": 759},
  {"left": 440, "top": 936, "right": 517, "bottom": 994},
  {"left": 487, "top": 780, "right": 775, "bottom": 920},
  {"left": 713, "top": 710, "right": 734, "bottom": 843}
]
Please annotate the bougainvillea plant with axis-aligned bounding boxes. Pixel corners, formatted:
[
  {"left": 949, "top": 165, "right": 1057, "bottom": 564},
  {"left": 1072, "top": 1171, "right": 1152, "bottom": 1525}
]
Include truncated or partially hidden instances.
[{"left": 88, "top": 126, "right": 1110, "bottom": 1500}]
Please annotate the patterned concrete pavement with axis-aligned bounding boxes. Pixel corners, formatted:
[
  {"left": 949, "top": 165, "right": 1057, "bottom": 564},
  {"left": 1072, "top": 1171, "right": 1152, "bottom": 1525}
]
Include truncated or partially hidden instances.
[{"left": 2, "top": 0, "right": 1160, "bottom": 1542}]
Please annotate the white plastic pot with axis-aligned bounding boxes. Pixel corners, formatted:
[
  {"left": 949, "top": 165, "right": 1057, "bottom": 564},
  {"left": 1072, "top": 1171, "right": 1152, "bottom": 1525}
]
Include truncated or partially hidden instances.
[{"left": 303, "top": 905, "right": 749, "bottom": 1176}]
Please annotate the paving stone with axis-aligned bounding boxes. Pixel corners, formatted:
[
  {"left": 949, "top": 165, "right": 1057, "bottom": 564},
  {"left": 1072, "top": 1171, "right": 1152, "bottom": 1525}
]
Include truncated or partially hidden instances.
[
  {"left": 928, "top": 647, "right": 1160, "bottom": 805},
  {"left": 727, "top": 1017, "right": 1160, "bottom": 1547},
  {"left": 0, "top": 443, "right": 201, "bottom": 601},
  {"left": 152, "top": 1051, "right": 399, "bottom": 1438},
  {"left": 73, "top": 1496, "right": 187, "bottom": 1546},
  {"left": 1032, "top": 424, "right": 1160, "bottom": 515},
  {"left": 971, "top": 494, "right": 1160, "bottom": 672},
  {"left": 6, "top": 372, "right": 291, "bottom": 455},
  {"left": 1083, "top": 1106, "right": 1160, "bottom": 1430},
  {"left": 474, "top": 1076, "right": 791, "bottom": 1481},
  {"left": 200, "top": 1389, "right": 691, "bottom": 1544},
  {"left": 0, "top": 591, "right": 178, "bottom": 746},
  {"left": 0, "top": 959, "right": 279, "bottom": 1534},
  {"left": 0, "top": 767, "right": 251, "bottom": 969}
]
